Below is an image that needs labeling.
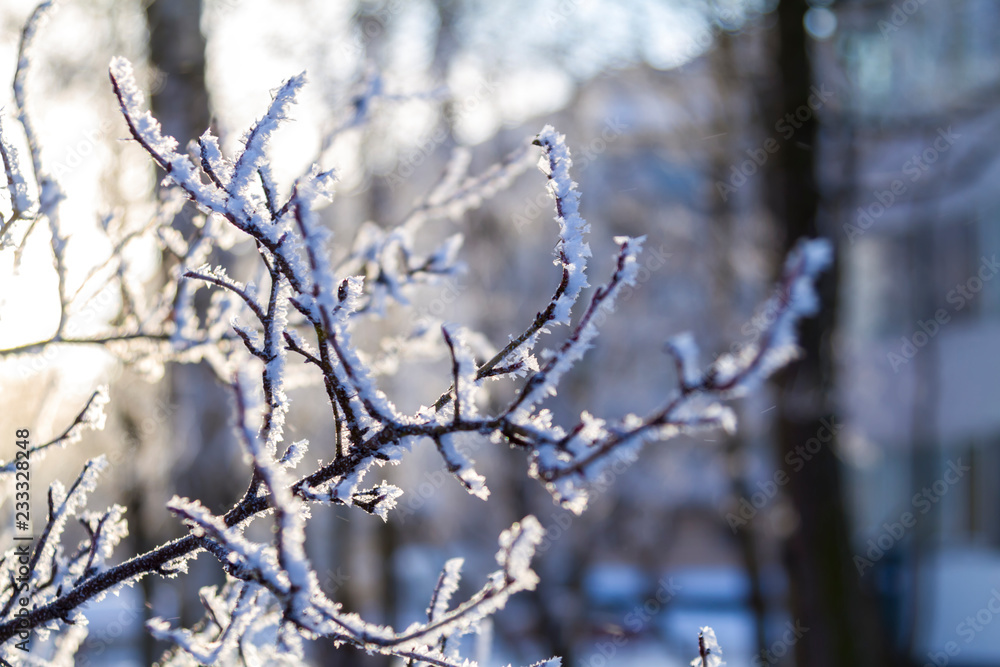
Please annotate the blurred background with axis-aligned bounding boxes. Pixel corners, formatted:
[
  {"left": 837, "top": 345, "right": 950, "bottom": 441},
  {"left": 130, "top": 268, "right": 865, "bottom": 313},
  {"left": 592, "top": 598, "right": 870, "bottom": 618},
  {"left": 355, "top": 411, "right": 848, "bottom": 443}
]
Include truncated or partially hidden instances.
[{"left": 1, "top": 0, "right": 999, "bottom": 665}]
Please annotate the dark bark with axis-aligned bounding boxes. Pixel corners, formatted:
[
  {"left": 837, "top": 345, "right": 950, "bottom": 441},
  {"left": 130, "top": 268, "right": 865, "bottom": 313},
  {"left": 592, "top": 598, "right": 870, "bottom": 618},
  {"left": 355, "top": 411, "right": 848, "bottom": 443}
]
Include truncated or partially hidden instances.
[
  {"left": 144, "top": 0, "right": 210, "bottom": 146},
  {"left": 139, "top": 1, "right": 213, "bottom": 663},
  {"left": 708, "top": 28, "right": 769, "bottom": 659},
  {"left": 764, "top": 1, "right": 889, "bottom": 666}
]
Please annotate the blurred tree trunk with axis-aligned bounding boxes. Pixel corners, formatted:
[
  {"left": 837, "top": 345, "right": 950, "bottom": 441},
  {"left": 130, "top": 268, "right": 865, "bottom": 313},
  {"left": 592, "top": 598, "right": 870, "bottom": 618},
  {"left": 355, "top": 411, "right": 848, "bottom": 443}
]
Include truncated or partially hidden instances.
[
  {"left": 708, "top": 28, "right": 769, "bottom": 659},
  {"left": 763, "top": 1, "right": 890, "bottom": 666},
  {"left": 138, "top": 1, "right": 214, "bottom": 664},
  {"left": 145, "top": 0, "right": 210, "bottom": 146}
]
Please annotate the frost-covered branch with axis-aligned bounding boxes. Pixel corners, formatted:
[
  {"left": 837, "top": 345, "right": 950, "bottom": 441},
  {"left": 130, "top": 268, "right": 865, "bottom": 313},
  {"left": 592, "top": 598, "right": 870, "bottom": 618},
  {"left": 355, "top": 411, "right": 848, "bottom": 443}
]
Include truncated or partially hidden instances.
[
  {"left": 693, "top": 626, "right": 724, "bottom": 667},
  {"left": 0, "top": 457, "right": 129, "bottom": 665},
  {"left": 3, "top": 0, "right": 67, "bottom": 335},
  {"left": 0, "top": 114, "right": 32, "bottom": 244},
  {"left": 0, "top": 387, "right": 109, "bottom": 475},
  {"left": 0, "top": 7, "right": 830, "bottom": 662}
]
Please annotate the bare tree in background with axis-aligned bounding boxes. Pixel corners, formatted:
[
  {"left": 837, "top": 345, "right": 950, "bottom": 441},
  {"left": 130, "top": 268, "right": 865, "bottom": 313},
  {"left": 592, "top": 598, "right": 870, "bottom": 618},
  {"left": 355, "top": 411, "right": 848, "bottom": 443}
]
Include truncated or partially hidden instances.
[
  {"left": 141, "top": 2, "right": 221, "bottom": 663},
  {"left": 762, "top": 1, "right": 890, "bottom": 665},
  {"left": 0, "top": 3, "right": 836, "bottom": 665}
]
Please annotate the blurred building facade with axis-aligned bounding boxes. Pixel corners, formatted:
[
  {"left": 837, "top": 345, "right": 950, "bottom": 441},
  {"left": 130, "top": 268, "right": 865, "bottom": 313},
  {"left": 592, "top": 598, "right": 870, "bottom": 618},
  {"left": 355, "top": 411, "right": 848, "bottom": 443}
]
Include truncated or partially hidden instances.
[{"left": 828, "top": 0, "right": 1000, "bottom": 662}]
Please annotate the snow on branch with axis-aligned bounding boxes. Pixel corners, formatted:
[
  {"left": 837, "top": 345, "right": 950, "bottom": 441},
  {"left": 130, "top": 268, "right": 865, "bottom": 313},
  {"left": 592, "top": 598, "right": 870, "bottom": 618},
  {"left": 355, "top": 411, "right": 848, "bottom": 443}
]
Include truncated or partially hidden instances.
[
  {"left": 441, "top": 128, "right": 606, "bottom": 393},
  {"left": 342, "top": 144, "right": 536, "bottom": 319},
  {"left": 227, "top": 72, "right": 307, "bottom": 219},
  {"left": 0, "top": 455, "right": 130, "bottom": 654},
  {"left": 110, "top": 57, "right": 228, "bottom": 220},
  {"left": 532, "top": 125, "right": 592, "bottom": 326},
  {"left": 428, "top": 558, "right": 464, "bottom": 623},
  {"left": 403, "top": 141, "right": 538, "bottom": 227},
  {"left": 0, "top": 386, "right": 109, "bottom": 474},
  {"left": 0, "top": 113, "right": 33, "bottom": 227},
  {"left": 13, "top": 0, "right": 56, "bottom": 187},
  {"left": 705, "top": 238, "right": 832, "bottom": 394},
  {"left": 693, "top": 626, "right": 725, "bottom": 667},
  {"left": 198, "top": 129, "right": 232, "bottom": 189},
  {"left": 148, "top": 582, "right": 261, "bottom": 665},
  {"left": 0, "top": 13, "right": 832, "bottom": 663},
  {"left": 516, "top": 237, "right": 831, "bottom": 513},
  {"left": 508, "top": 235, "right": 644, "bottom": 420}
]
